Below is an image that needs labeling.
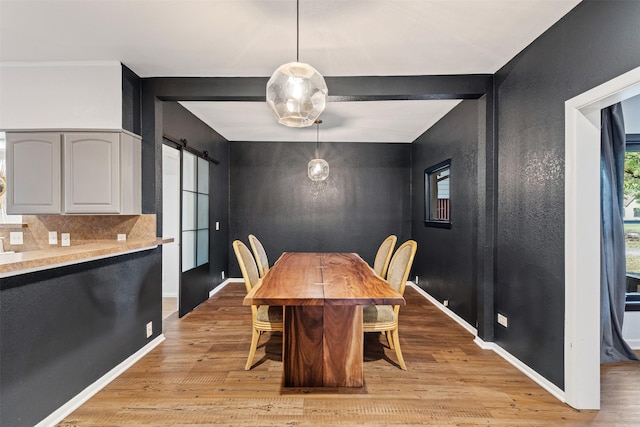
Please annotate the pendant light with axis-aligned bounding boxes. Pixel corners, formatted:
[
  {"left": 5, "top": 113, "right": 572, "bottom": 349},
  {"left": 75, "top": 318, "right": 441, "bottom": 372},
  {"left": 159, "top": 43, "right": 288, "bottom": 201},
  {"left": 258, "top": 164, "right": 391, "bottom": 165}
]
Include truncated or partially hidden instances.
[
  {"left": 266, "top": 0, "right": 328, "bottom": 128},
  {"left": 308, "top": 119, "right": 329, "bottom": 181}
]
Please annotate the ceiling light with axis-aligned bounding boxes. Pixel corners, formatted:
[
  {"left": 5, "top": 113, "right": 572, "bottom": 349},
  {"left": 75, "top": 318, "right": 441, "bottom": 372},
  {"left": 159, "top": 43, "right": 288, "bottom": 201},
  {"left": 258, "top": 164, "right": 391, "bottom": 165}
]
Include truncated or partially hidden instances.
[
  {"left": 308, "top": 119, "right": 329, "bottom": 181},
  {"left": 266, "top": 0, "right": 328, "bottom": 128}
]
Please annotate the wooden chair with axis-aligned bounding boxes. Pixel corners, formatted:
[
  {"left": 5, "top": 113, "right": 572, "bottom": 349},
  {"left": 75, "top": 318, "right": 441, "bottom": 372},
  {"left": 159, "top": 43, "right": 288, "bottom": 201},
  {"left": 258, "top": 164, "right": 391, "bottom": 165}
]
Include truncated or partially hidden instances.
[
  {"left": 363, "top": 239, "right": 417, "bottom": 370},
  {"left": 232, "top": 240, "right": 283, "bottom": 370},
  {"left": 373, "top": 235, "right": 397, "bottom": 278},
  {"left": 248, "top": 234, "right": 270, "bottom": 278}
]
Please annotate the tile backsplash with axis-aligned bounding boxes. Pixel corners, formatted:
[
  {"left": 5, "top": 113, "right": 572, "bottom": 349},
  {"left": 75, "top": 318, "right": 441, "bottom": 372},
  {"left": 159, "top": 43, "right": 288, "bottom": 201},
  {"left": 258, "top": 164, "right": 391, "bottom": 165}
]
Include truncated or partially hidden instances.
[{"left": 0, "top": 214, "right": 156, "bottom": 252}]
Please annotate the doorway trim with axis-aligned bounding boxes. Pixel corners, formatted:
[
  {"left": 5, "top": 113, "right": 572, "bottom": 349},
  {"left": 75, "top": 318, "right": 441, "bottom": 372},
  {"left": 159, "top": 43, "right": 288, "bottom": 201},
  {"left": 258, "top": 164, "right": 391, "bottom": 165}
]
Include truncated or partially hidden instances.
[
  {"left": 162, "top": 143, "right": 181, "bottom": 313},
  {"left": 565, "top": 66, "right": 640, "bottom": 409}
]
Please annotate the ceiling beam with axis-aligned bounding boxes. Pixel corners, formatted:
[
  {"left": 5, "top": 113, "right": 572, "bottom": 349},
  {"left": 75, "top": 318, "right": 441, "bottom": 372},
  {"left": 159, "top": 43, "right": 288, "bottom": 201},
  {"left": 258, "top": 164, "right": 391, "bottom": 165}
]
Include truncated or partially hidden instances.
[{"left": 144, "top": 74, "right": 492, "bottom": 102}]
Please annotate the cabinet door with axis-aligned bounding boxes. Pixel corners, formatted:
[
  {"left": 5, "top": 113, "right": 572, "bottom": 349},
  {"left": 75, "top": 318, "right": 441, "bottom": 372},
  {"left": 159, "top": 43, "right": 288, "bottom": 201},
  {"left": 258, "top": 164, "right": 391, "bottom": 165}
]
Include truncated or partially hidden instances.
[
  {"left": 64, "top": 133, "right": 120, "bottom": 213},
  {"left": 6, "top": 132, "right": 61, "bottom": 214}
]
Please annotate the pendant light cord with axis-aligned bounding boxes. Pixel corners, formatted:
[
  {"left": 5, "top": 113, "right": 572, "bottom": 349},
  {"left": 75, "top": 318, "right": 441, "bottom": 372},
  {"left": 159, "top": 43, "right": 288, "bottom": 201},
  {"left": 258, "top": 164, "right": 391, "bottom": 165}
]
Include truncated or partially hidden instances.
[
  {"left": 315, "top": 120, "right": 319, "bottom": 158},
  {"left": 296, "top": 0, "right": 300, "bottom": 63}
]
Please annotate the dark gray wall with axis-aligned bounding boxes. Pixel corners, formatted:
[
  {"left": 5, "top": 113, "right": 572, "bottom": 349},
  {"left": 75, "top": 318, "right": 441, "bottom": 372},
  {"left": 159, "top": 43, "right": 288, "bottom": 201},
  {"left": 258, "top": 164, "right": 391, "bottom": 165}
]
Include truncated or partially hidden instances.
[
  {"left": 493, "top": 0, "right": 640, "bottom": 389},
  {"left": 0, "top": 250, "right": 162, "bottom": 427},
  {"left": 411, "top": 100, "right": 480, "bottom": 326},
  {"left": 140, "top": 75, "right": 489, "bottom": 215},
  {"left": 140, "top": 76, "right": 488, "bottom": 283},
  {"left": 122, "top": 64, "right": 141, "bottom": 135},
  {"left": 161, "top": 101, "right": 230, "bottom": 315},
  {"left": 229, "top": 141, "right": 411, "bottom": 277}
]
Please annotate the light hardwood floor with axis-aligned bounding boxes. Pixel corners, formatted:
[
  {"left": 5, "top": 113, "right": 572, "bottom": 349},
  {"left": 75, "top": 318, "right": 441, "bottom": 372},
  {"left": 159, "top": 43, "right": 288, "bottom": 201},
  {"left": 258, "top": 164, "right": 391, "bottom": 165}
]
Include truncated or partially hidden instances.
[
  {"left": 162, "top": 297, "right": 177, "bottom": 320},
  {"left": 60, "top": 283, "right": 639, "bottom": 426}
]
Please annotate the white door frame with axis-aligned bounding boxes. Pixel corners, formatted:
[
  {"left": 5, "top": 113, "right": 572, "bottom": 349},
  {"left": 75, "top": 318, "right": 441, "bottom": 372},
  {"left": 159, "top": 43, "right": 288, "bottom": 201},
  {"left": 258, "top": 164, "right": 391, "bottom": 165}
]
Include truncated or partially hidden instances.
[
  {"left": 162, "top": 144, "right": 181, "bottom": 301},
  {"left": 564, "top": 66, "right": 640, "bottom": 409}
]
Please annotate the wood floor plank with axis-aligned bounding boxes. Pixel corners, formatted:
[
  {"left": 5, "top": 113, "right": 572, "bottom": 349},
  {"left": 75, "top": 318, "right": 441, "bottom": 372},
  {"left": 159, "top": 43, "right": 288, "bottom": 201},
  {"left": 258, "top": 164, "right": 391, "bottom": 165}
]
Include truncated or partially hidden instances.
[{"left": 58, "top": 283, "right": 639, "bottom": 426}]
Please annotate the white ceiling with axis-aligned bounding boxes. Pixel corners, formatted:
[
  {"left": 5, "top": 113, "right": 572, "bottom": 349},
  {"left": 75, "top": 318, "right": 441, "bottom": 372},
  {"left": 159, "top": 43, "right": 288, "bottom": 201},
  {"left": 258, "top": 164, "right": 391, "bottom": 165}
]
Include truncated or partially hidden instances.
[
  {"left": 179, "top": 100, "right": 463, "bottom": 142},
  {"left": 0, "top": 0, "right": 583, "bottom": 142}
]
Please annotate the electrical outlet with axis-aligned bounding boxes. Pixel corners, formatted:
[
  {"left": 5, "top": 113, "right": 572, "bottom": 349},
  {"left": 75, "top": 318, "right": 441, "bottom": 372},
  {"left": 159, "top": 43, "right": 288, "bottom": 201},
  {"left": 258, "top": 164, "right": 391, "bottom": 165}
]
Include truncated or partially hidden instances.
[
  {"left": 48, "top": 231, "right": 58, "bottom": 245},
  {"left": 221, "top": 271, "right": 225, "bottom": 279},
  {"left": 9, "top": 232, "right": 23, "bottom": 245},
  {"left": 498, "top": 313, "right": 508, "bottom": 328},
  {"left": 443, "top": 299, "right": 449, "bottom": 307},
  {"left": 146, "top": 321, "right": 153, "bottom": 338},
  {"left": 415, "top": 275, "right": 419, "bottom": 284},
  {"left": 61, "top": 233, "right": 71, "bottom": 247},
  {"left": 117, "top": 234, "right": 127, "bottom": 241}
]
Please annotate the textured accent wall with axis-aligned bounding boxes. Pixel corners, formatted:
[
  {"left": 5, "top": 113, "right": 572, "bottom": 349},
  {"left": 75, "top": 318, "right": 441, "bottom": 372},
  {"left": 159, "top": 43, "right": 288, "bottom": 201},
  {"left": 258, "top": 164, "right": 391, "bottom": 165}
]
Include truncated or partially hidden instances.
[
  {"left": 0, "top": 250, "right": 162, "bottom": 427},
  {"left": 122, "top": 64, "right": 141, "bottom": 135},
  {"left": 494, "top": 0, "right": 640, "bottom": 389},
  {"left": 229, "top": 141, "right": 411, "bottom": 278},
  {"left": 411, "top": 100, "right": 480, "bottom": 326}
]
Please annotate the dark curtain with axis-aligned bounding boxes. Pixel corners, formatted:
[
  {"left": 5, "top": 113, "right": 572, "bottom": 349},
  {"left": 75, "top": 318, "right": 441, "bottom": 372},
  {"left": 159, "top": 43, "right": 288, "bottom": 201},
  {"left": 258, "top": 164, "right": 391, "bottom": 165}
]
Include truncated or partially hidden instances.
[{"left": 600, "top": 102, "right": 638, "bottom": 363}]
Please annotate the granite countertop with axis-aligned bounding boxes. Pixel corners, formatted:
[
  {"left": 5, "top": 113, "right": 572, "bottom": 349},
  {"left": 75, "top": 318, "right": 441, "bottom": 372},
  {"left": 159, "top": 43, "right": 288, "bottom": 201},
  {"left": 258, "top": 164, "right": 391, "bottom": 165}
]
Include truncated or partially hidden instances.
[{"left": 0, "top": 238, "right": 173, "bottom": 277}]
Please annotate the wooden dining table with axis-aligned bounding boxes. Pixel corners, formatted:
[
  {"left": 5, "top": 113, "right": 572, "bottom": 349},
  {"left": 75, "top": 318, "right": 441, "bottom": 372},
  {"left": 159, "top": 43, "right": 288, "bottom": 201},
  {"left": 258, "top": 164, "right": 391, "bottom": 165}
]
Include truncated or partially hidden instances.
[{"left": 243, "top": 252, "right": 405, "bottom": 388}]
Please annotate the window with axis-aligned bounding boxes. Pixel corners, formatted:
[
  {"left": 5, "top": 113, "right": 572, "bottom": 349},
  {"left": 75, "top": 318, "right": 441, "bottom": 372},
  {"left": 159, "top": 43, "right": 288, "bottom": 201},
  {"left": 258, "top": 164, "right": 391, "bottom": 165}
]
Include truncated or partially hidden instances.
[
  {"left": 424, "top": 159, "right": 451, "bottom": 228},
  {"left": 181, "top": 151, "right": 209, "bottom": 272},
  {"left": 624, "top": 142, "right": 640, "bottom": 275}
]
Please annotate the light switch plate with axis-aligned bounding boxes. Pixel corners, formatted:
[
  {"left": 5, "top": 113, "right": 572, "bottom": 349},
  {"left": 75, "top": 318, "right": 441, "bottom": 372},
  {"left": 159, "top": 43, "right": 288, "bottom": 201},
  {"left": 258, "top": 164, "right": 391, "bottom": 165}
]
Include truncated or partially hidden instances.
[
  {"left": 61, "top": 233, "right": 71, "bottom": 247},
  {"left": 49, "top": 231, "right": 58, "bottom": 245},
  {"left": 497, "top": 313, "right": 508, "bottom": 328},
  {"left": 9, "top": 232, "right": 23, "bottom": 245},
  {"left": 117, "top": 234, "right": 127, "bottom": 241},
  {"left": 215, "top": 221, "right": 220, "bottom": 231}
]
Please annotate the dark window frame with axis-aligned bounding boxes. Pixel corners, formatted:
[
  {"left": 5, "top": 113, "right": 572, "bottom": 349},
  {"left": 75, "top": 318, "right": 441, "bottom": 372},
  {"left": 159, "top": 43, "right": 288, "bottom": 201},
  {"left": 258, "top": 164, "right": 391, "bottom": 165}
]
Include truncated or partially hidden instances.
[{"left": 424, "top": 159, "right": 452, "bottom": 229}]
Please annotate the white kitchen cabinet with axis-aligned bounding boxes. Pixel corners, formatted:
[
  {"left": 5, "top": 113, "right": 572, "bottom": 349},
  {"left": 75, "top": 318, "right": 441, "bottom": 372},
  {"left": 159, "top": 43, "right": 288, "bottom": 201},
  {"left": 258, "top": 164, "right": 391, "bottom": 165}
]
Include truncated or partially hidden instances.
[
  {"left": 6, "top": 132, "right": 62, "bottom": 214},
  {"left": 5, "top": 130, "right": 141, "bottom": 215},
  {"left": 64, "top": 132, "right": 120, "bottom": 213}
]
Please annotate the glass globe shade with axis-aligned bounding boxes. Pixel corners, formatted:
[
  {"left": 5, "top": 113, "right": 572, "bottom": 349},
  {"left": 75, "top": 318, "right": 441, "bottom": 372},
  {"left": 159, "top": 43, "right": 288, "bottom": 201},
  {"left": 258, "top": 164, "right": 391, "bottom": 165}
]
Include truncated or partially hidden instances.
[
  {"left": 308, "top": 158, "right": 329, "bottom": 181},
  {"left": 266, "top": 62, "right": 328, "bottom": 128}
]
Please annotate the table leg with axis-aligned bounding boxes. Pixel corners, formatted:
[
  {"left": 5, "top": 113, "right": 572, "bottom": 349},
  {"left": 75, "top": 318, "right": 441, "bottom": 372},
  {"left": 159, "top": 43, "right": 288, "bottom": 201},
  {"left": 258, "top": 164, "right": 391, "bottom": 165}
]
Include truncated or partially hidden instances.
[
  {"left": 284, "top": 306, "right": 324, "bottom": 387},
  {"left": 323, "top": 305, "right": 363, "bottom": 387},
  {"left": 283, "top": 305, "right": 363, "bottom": 388}
]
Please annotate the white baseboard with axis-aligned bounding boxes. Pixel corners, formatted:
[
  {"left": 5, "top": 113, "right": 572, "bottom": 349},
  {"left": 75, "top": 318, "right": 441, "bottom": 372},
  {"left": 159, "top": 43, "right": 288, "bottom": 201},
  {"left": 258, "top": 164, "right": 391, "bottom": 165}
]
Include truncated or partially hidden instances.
[
  {"left": 408, "top": 282, "right": 566, "bottom": 404},
  {"left": 209, "top": 278, "right": 243, "bottom": 297},
  {"left": 35, "top": 334, "right": 166, "bottom": 427},
  {"left": 625, "top": 338, "right": 640, "bottom": 350}
]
